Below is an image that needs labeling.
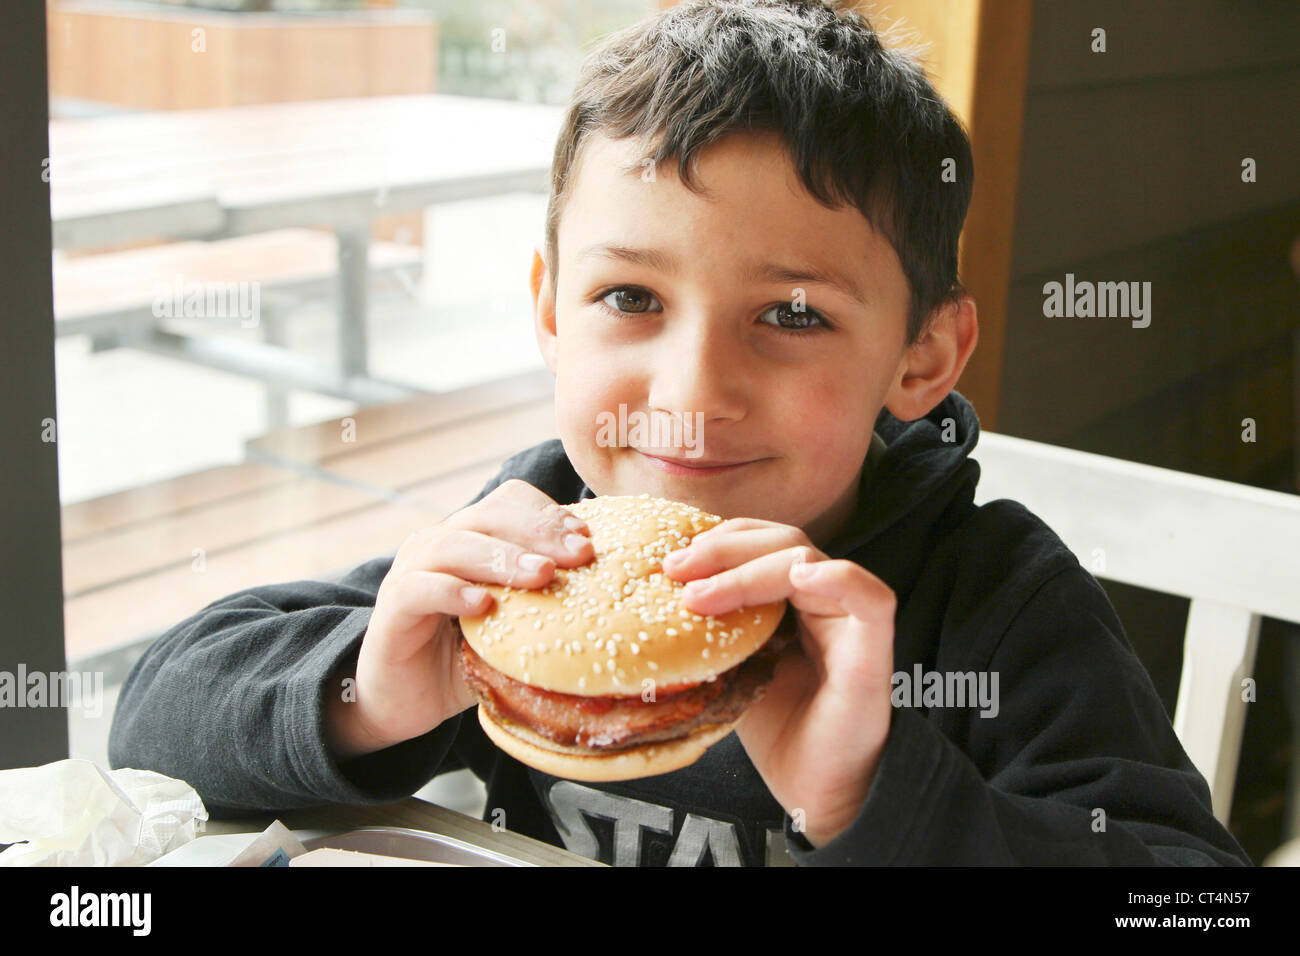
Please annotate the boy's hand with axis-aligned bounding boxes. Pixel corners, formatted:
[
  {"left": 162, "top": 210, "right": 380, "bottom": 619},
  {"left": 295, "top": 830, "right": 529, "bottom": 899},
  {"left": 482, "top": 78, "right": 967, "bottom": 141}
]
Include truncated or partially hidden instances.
[
  {"left": 662, "top": 520, "right": 895, "bottom": 847},
  {"left": 325, "top": 480, "right": 594, "bottom": 761}
]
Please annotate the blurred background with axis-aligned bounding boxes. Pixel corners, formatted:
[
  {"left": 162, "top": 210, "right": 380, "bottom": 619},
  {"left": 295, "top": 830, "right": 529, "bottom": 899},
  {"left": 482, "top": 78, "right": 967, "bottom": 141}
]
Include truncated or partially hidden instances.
[{"left": 4, "top": 0, "right": 1299, "bottom": 864}]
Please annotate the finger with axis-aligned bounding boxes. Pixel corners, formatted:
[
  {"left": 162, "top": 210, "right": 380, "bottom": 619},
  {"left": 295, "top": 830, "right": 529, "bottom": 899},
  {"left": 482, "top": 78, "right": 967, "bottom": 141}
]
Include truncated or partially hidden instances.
[
  {"left": 401, "top": 490, "right": 592, "bottom": 575},
  {"left": 789, "top": 559, "right": 896, "bottom": 629},
  {"left": 373, "top": 569, "right": 495, "bottom": 657},
  {"left": 786, "top": 560, "right": 897, "bottom": 684},
  {"left": 678, "top": 544, "right": 825, "bottom": 615},
  {"left": 662, "top": 525, "right": 811, "bottom": 581},
  {"left": 403, "top": 527, "right": 587, "bottom": 590}
]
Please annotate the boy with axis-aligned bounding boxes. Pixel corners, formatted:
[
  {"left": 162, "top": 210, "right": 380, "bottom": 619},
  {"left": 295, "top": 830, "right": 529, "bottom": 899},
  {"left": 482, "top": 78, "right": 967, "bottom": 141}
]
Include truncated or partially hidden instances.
[{"left": 109, "top": 0, "right": 1251, "bottom": 865}]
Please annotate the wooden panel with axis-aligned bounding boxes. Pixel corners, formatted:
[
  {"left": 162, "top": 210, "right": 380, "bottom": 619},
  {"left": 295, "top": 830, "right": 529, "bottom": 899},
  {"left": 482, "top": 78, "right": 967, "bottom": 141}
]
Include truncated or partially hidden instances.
[
  {"left": 63, "top": 461, "right": 500, "bottom": 658},
  {"left": 48, "top": 4, "right": 437, "bottom": 111},
  {"left": 248, "top": 367, "right": 555, "bottom": 465},
  {"left": 60, "top": 460, "right": 293, "bottom": 543},
  {"left": 952, "top": 0, "right": 1033, "bottom": 430},
  {"left": 1012, "top": 69, "right": 1300, "bottom": 277},
  {"left": 1027, "top": 0, "right": 1300, "bottom": 92},
  {"left": 858, "top": 1, "right": 981, "bottom": 120},
  {"left": 322, "top": 402, "right": 559, "bottom": 493},
  {"left": 999, "top": 202, "right": 1300, "bottom": 442},
  {"left": 63, "top": 476, "right": 379, "bottom": 597}
]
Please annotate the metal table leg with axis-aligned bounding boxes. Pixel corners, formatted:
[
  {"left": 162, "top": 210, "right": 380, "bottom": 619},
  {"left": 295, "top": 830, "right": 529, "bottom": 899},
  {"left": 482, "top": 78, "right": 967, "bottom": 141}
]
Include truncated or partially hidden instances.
[{"left": 336, "top": 224, "right": 371, "bottom": 380}]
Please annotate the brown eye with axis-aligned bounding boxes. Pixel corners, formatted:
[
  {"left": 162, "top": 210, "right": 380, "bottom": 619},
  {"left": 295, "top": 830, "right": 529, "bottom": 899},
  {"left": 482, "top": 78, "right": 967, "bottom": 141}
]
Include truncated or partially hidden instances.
[
  {"left": 759, "top": 303, "right": 828, "bottom": 334},
  {"left": 601, "top": 287, "right": 659, "bottom": 314}
]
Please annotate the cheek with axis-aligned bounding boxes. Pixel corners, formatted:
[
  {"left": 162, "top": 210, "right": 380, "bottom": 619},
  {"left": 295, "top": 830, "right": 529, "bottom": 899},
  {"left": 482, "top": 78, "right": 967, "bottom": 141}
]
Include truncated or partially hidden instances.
[{"left": 770, "top": 370, "right": 861, "bottom": 443}]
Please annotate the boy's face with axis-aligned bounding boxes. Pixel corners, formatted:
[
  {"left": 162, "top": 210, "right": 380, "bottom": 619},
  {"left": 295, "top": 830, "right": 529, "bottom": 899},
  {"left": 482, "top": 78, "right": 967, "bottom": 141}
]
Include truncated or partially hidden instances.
[{"left": 532, "top": 130, "right": 912, "bottom": 548}]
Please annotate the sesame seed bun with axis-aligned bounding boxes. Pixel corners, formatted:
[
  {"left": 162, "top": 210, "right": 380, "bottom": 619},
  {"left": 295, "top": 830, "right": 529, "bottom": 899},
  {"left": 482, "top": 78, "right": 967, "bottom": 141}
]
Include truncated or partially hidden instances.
[
  {"left": 476, "top": 705, "right": 741, "bottom": 782},
  {"left": 458, "top": 494, "right": 788, "bottom": 697}
]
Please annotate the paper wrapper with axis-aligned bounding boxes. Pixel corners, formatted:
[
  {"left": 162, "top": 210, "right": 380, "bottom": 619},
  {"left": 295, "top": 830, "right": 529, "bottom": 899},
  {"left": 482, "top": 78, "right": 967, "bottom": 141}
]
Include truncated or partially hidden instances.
[{"left": 0, "top": 759, "right": 208, "bottom": 866}]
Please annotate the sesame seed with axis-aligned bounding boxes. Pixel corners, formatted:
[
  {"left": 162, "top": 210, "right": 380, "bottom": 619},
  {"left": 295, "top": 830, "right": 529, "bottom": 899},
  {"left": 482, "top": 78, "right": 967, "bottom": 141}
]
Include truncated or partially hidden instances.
[
  {"left": 630, "top": 643, "right": 640, "bottom": 654},
  {"left": 666, "top": 628, "right": 678, "bottom": 637},
  {"left": 578, "top": 676, "right": 586, "bottom": 689}
]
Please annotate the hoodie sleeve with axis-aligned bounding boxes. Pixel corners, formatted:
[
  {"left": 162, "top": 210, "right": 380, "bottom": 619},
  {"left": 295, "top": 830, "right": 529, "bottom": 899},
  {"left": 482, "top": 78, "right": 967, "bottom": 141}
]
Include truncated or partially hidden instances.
[
  {"left": 108, "top": 556, "right": 467, "bottom": 818},
  {"left": 106, "top": 453, "right": 541, "bottom": 818},
  {"left": 781, "top": 564, "right": 1253, "bottom": 865}
]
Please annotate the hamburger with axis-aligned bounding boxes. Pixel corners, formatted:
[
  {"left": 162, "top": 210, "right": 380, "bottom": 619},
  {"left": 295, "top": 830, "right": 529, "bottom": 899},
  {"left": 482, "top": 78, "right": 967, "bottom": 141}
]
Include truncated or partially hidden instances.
[{"left": 457, "top": 493, "right": 790, "bottom": 781}]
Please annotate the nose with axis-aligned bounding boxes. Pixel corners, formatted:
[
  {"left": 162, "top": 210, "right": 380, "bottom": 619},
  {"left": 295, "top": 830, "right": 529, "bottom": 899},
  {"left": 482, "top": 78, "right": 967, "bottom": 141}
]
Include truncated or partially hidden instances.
[{"left": 645, "top": 318, "right": 747, "bottom": 427}]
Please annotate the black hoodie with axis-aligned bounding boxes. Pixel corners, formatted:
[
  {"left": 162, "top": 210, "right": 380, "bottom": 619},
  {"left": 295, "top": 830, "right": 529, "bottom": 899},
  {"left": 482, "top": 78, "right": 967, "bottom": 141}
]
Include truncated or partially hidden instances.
[{"left": 108, "top": 390, "right": 1252, "bottom": 865}]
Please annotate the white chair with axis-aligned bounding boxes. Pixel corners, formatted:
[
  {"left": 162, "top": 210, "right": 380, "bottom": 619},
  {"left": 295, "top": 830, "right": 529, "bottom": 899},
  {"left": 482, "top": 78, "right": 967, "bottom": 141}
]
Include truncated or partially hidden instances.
[{"left": 972, "top": 431, "right": 1300, "bottom": 828}]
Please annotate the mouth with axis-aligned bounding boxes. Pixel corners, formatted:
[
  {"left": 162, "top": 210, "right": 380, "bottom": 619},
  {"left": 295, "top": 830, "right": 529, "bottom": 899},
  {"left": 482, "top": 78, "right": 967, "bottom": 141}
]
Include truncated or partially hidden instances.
[{"left": 635, "top": 450, "right": 766, "bottom": 476}]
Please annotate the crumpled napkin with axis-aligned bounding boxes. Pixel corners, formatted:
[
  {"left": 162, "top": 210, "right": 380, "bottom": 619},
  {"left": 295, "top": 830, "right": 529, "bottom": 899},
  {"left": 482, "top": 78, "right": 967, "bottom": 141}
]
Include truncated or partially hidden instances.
[{"left": 0, "top": 759, "right": 208, "bottom": 866}]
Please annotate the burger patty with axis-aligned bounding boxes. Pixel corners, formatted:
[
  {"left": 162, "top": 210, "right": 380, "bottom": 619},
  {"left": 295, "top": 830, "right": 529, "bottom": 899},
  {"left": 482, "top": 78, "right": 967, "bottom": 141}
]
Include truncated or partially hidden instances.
[{"left": 459, "top": 630, "right": 790, "bottom": 752}]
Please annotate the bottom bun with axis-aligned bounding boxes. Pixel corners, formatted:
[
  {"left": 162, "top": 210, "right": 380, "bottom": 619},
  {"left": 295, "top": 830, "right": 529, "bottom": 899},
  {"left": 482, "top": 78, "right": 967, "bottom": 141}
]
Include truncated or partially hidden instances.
[{"left": 476, "top": 705, "right": 738, "bottom": 782}]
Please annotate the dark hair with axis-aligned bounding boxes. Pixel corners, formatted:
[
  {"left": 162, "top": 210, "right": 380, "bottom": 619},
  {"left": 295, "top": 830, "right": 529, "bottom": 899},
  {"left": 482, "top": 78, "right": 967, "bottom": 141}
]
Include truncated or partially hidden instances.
[{"left": 544, "top": 0, "right": 974, "bottom": 345}]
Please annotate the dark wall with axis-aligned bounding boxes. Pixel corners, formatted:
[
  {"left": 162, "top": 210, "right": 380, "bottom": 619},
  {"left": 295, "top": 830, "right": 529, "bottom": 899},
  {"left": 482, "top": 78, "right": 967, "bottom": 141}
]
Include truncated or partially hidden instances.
[
  {"left": 998, "top": 0, "right": 1300, "bottom": 862},
  {"left": 0, "top": 1, "right": 70, "bottom": 769},
  {"left": 1002, "top": 1, "right": 1299, "bottom": 489}
]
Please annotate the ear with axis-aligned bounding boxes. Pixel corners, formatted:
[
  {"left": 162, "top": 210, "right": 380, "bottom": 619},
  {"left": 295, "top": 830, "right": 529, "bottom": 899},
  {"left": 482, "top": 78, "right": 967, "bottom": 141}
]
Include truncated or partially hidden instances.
[
  {"left": 883, "top": 292, "right": 979, "bottom": 422},
  {"left": 530, "top": 245, "right": 558, "bottom": 376}
]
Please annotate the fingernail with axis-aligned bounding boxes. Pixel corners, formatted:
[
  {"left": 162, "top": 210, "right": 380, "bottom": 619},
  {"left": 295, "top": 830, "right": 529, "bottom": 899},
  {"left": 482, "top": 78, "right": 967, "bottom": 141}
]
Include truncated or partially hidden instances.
[
  {"left": 518, "top": 553, "right": 550, "bottom": 572},
  {"left": 685, "top": 577, "right": 714, "bottom": 594},
  {"left": 563, "top": 515, "right": 587, "bottom": 533},
  {"left": 791, "top": 562, "right": 817, "bottom": 580},
  {"left": 564, "top": 533, "right": 589, "bottom": 555},
  {"left": 461, "top": 586, "right": 486, "bottom": 605}
]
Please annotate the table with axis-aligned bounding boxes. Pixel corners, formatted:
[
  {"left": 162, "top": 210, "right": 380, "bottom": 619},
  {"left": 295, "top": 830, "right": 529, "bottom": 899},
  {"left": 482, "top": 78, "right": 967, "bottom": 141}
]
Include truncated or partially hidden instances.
[
  {"left": 49, "top": 94, "right": 565, "bottom": 404},
  {"left": 202, "top": 797, "right": 606, "bottom": 867}
]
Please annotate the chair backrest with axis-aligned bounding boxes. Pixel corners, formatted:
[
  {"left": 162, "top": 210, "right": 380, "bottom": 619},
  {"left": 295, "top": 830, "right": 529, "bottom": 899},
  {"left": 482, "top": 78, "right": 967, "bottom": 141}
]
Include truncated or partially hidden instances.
[{"left": 972, "top": 430, "right": 1300, "bottom": 824}]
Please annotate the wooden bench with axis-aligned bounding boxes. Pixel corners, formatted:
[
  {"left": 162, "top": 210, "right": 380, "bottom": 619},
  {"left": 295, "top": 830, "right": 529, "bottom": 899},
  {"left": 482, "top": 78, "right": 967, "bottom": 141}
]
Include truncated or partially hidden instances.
[
  {"left": 54, "top": 228, "right": 425, "bottom": 424},
  {"left": 53, "top": 227, "right": 419, "bottom": 340}
]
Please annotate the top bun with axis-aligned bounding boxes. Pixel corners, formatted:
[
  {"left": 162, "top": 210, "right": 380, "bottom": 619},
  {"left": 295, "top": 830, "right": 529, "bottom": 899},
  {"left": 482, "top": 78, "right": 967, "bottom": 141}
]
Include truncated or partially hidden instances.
[{"left": 458, "top": 494, "right": 787, "bottom": 696}]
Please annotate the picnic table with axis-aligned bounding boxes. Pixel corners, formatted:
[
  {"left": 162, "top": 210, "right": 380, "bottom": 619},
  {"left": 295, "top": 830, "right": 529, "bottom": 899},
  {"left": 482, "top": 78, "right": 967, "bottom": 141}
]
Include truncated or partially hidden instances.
[{"left": 49, "top": 94, "right": 565, "bottom": 405}]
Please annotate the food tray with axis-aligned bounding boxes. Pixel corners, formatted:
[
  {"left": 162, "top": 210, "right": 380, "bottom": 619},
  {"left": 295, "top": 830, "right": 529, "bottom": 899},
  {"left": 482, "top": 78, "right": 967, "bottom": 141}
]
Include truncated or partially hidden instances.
[{"left": 300, "top": 827, "right": 534, "bottom": 867}]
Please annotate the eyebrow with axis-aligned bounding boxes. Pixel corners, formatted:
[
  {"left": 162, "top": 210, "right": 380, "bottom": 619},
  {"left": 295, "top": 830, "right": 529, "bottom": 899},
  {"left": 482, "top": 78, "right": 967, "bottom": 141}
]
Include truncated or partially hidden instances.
[{"left": 576, "top": 243, "right": 870, "bottom": 306}]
